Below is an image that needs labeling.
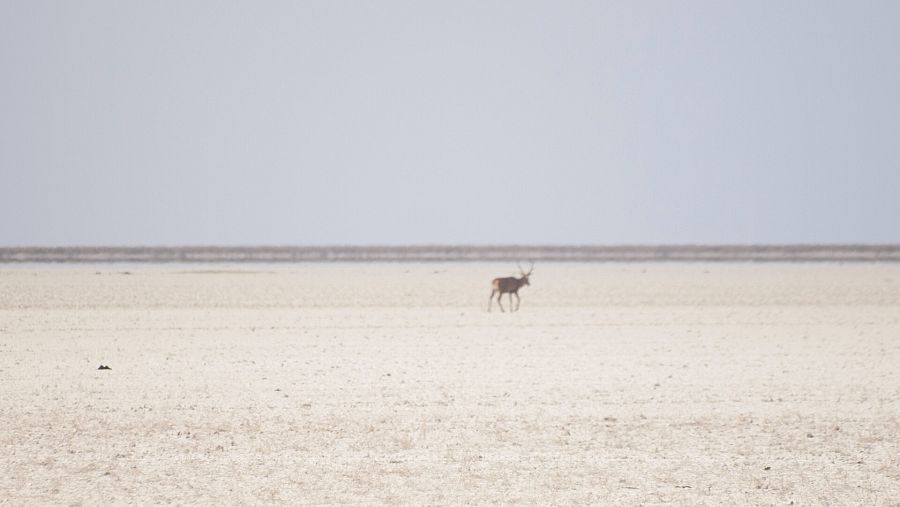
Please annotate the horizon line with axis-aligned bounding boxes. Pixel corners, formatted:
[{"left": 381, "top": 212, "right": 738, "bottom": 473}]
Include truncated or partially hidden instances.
[
  {"left": 3, "top": 242, "right": 900, "bottom": 248},
  {"left": 3, "top": 244, "right": 900, "bottom": 263}
]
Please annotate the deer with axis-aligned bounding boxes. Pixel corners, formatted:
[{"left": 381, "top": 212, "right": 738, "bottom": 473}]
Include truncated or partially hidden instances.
[{"left": 488, "top": 262, "right": 533, "bottom": 312}]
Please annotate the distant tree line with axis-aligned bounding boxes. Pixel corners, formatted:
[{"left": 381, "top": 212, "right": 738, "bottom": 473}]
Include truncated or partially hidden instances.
[{"left": 1, "top": 245, "right": 899, "bottom": 263}]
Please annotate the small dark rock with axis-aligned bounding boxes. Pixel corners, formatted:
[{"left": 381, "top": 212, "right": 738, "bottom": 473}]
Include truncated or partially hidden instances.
[
  {"left": 764, "top": 466, "right": 771, "bottom": 471},
  {"left": 98, "top": 365, "right": 111, "bottom": 370}
]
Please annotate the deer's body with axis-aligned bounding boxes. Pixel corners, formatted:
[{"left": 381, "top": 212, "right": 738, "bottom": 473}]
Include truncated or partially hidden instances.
[{"left": 489, "top": 263, "right": 533, "bottom": 312}]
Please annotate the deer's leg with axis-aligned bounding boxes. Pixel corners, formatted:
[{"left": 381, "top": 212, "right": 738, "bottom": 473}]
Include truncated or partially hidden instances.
[
  {"left": 514, "top": 292, "right": 520, "bottom": 311},
  {"left": 497, "top": 292, "right": 505, "bottom": 312},
  {"left": 509, "top": 293, "right": 514, "bottom": 311},
  {"left": 488, "top": 290, "right": 496, "bottom": 312}
]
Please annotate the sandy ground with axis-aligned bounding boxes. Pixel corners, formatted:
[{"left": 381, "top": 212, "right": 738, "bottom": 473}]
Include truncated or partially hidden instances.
[{"left": 1, "top": 263, "right": 899, "bottom": 505}]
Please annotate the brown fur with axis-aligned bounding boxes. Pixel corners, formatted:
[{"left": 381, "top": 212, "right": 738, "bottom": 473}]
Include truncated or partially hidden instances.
[{"left": 488, "top": 265, "right": 532, "bottom": 312}]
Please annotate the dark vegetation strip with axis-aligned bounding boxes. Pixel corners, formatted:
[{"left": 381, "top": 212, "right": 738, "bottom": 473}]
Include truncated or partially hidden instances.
[{"left": 2, "top": 245, "right": 900, "bottom": 263}]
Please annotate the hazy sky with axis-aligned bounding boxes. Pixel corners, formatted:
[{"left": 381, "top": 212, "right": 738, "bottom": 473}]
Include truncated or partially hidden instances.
[{"left": 2, "top": 1, "right": 898, "bottom": 246}]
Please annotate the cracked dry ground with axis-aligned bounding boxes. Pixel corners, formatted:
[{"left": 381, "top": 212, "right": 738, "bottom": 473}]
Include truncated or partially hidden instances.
[{"left": 2, "top": 263, "right": 899, "bottom": 505}]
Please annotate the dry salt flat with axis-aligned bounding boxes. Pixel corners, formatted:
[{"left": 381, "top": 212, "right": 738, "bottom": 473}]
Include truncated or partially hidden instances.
[{"left": 1, "top": 263, "right": 899, "bottom": 505}]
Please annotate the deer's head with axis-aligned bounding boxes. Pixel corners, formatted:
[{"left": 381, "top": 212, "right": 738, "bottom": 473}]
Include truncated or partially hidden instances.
[{"left": 518, "top": 261, "right": 534, "bottom": 286}]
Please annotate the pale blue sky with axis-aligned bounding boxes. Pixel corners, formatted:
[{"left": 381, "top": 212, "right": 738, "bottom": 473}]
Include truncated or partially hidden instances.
[{"left": 1, "top": 1, "right": 898, "bottom": 246}]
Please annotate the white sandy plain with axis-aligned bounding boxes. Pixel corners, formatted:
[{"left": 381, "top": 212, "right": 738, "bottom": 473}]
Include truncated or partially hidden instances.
[{"left": 1, "top": 263, "right": 899, "bottom": 505}]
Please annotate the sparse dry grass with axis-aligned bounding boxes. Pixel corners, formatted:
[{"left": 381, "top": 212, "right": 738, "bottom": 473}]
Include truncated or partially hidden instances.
[{"left": 1, "top": 263, "right": 899, "bottom": 504}]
